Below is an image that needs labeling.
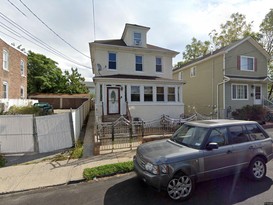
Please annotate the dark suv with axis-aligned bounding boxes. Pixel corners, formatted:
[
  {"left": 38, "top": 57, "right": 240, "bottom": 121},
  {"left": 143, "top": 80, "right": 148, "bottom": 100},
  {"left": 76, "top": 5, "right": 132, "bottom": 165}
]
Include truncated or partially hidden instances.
[{"left": 134, "top": 120, "right": 273, "bottom": 201}]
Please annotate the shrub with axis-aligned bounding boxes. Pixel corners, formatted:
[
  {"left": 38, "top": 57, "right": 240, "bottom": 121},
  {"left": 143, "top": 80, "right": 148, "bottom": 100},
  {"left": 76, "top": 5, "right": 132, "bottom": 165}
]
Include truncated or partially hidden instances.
[
  {"left": 0, "top": 154, "right": 6, "bottom": 168},
  {"left": 232, "top": 105, "right": 267, "bottom": 122},
  {"left": 3, "top": 105, "right": 42, "bottom": 116},
  {"left": 83, "top": 161, "right": 134, "bottom": 180}
]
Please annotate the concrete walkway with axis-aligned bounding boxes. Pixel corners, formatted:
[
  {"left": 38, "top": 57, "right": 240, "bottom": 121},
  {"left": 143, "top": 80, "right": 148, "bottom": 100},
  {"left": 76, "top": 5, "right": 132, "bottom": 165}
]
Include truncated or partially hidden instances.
[
  {"left": 0, "top": 109, "right": 136, "bottom": 194},
  {"left": 0, "top": 149, "right": 136, "bottom": 194}
]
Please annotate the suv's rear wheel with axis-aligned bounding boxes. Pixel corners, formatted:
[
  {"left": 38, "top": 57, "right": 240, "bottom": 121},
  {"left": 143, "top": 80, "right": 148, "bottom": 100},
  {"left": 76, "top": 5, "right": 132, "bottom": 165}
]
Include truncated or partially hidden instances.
[
  {"left": 167, "top": 173, "right": 194, "bottom": 201},
  {"left": 248, "top": 157, "right": 266, "bottom": 181}
]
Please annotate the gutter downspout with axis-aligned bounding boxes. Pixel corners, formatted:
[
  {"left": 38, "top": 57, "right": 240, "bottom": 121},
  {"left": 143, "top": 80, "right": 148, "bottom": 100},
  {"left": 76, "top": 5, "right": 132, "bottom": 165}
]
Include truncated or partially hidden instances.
[{"left": 217, "top": 76, "right": 230, "bottom": 119}]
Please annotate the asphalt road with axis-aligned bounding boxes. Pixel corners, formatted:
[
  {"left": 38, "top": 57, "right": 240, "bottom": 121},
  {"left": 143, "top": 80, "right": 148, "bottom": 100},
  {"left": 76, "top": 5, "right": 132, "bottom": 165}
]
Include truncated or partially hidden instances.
[{"left": 1, "top": 160, "right": 273, "bottom": 205}]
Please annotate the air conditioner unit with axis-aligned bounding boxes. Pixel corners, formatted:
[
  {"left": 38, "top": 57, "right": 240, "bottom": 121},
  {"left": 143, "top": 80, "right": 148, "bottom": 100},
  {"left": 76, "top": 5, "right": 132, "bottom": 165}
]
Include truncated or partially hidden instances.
[{"left": 134, "top": 40, "right": 142, "bottom": 45}]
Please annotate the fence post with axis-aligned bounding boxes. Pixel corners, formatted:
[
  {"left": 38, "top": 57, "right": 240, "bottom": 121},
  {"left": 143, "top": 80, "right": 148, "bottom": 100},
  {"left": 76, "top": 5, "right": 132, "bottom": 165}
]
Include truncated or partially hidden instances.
[
  {"left": 33, "top": 115, "right": 39, "bottom": 153},
  {"left": 111, "top": 122, "right": 114, "bottom": 152},
  {"left": 129, "top": 122, "right": 133, "bottom": 150},
  {"left": 141, "top": 121, "right": 144, "bottom": 138}
]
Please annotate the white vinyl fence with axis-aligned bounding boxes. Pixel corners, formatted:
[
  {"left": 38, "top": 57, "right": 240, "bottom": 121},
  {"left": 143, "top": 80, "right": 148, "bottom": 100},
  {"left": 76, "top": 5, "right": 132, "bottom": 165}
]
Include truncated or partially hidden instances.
[{"left": 0, "top": 100, "right": 91, "bottom": 154}]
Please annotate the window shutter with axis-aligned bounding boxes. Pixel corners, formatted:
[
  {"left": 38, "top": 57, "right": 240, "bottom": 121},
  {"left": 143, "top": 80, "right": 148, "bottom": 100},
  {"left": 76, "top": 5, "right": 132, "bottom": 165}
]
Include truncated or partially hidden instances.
[
  {"left": 254, "top": 58, "right": 257, "bottom": 72},
  {"left": 237, "top": 56, "right": 240, "bottom": 70}
]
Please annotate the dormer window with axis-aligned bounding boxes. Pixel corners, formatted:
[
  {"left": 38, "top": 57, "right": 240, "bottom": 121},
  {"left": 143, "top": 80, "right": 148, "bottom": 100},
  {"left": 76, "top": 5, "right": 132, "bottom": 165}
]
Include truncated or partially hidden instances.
[{"left": 134, "top": 32, "right": 141, "bottom": 46}]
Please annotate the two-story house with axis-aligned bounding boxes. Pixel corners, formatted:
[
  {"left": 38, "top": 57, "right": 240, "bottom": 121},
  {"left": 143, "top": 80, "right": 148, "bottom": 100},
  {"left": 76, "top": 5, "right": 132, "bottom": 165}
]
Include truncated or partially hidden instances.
[
  {"left": 90, "top": 24, "right": 184, "bottom": 122},
  {"left": 173, "top": 36, "right": 271, "bottom": 119},
  {"left": 0, "top": 38, "right": 27, "bottom": 99}
]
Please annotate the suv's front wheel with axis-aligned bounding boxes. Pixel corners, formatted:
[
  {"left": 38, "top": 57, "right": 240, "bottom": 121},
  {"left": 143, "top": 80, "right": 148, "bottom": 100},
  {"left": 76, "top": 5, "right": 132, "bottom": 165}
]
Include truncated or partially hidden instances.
[
  {"left": 167, "top": 173, "right": 194, "bottom": 201},
  {"left": 247, "top": 157, "right": 266, "bottom": 181}
]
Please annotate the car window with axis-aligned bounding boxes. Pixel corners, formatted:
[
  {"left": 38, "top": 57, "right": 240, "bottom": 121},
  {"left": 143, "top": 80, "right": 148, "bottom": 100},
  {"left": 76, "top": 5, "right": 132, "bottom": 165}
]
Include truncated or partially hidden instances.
[
  {"left": 246, "top": 124, "right": 267, "bottom": 140},
  {"left": 207, "top": 127, "right": 227, "bottom": 147},
  {"left": 228, "top": 125, "right": 249, "bottom": 144},
  {"left": 171, "top": 124, "right": 208, "bottom": 149}
]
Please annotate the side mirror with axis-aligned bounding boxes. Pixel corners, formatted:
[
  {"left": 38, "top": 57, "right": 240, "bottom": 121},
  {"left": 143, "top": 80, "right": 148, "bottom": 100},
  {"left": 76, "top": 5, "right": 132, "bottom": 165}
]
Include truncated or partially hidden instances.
[{"left": 206, "top": 142, "right": 219, "bottom": 150}]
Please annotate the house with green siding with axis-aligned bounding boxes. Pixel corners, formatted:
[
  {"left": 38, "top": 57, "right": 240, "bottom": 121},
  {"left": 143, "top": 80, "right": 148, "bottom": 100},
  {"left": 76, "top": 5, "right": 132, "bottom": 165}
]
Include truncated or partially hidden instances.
[{"left": 173, "top": 36, "right": 271, "bottom": 119}]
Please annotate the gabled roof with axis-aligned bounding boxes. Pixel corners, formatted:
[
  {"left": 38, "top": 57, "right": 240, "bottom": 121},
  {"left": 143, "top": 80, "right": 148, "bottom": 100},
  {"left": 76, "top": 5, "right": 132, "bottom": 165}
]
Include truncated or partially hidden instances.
[
  {"left": 92, "top": 39, "right": 179, "bottom": 54},
  {"left": 173, "top": 36, "right": 270, "bottom": 72}
]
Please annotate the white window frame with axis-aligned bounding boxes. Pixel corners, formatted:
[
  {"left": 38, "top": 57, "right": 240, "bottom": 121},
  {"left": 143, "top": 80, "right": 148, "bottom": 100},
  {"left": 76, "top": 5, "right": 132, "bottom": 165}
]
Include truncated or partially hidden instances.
[
  {"left": 240, "top": 56, "right": 254, "bottom": 71},
  {"left": 3, "top": 49, "right": 9, "bottom": 71},
  {"left": 20, "top": 59, "right": 25, "bottom": 76},
  {"left": 190, "top": 67, "right": 196, "bottom": 77},
  {"left": 156, "top": 57, "right": 162, "bottom": 73},
  {"left": 133, "top": 32, "right": 142, "bottom": 45},
  {"left": 3, "top": 81, "right": 8, "bottom": 99},
  {"left": 108, "top": 52, "right": 117, "bottom": 70},
  {"left": 179, "top": 71, "right": 183, "bottom": 80},
  {"left": 130, "top": 85, "right": 141, "bottom": 102},
  {"left": 231, "top": 84, "right": 248, "bottom": 100},
  {"left": 135, "top": 55, "right": 143, "bottom": 72},
  {"left": 167, "top": 87, "right": 176, "bottom": 102}
]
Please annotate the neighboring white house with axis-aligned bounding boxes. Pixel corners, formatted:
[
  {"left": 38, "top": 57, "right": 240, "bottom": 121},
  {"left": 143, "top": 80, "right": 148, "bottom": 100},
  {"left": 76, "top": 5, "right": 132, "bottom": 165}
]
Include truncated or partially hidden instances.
[{"left": 89, "top": 23, "right": 184, "bottom": 122}]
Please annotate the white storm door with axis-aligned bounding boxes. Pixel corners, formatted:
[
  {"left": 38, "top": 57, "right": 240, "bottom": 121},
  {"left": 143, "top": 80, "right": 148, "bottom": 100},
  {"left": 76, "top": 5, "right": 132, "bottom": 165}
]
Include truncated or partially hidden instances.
[
  {"left": 107, "top": 87, "right": 120, "bottom": 114},
  {"left": 254, "top": 85, "right": 262, "bottom": 105}
]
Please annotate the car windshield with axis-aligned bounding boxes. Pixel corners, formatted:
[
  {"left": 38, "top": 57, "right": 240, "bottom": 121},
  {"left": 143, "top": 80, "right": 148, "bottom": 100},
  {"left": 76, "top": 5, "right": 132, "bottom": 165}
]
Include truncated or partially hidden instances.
[{"left": 171, "top": 124, "right": 209, "bottom": 149}]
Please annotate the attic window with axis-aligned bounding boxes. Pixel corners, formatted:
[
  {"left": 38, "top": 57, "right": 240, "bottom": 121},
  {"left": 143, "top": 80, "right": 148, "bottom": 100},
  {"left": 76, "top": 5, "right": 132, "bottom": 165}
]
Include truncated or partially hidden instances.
[
  {"left": 190, "top": 67, "right": 196, "bottom": 77},
  {"left": 134, "top": 32, "right": 141, "bottom": 46}
]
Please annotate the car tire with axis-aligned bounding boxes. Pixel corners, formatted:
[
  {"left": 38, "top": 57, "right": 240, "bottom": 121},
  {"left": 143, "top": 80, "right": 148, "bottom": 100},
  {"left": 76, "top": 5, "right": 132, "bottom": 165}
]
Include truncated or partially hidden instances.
[
  {"left": 247, "top": 157, "right": 266, "bottom": 181},
  {"left": 167, "top": 172, "right": 195, "bottom": 201}
]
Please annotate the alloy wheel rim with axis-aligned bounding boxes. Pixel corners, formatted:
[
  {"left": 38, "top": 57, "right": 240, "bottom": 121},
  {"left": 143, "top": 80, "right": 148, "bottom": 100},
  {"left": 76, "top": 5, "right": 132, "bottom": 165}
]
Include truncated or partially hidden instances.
[
  {"left": 253, "top": 160, "right": 265, "bottom": 179},
  {"left": 167, "top": 176, "right": 192, "bottom": 200}
]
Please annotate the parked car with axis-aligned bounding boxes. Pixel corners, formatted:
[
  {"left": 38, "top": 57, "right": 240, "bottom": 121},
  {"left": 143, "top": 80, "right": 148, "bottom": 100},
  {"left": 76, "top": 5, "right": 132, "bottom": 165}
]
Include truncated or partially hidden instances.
[
  {"left": 33, "top": 102, "right": 54, "bottom": 115},
  {"left": 134, "top": 120, "right": 273, "bottom": 201}
]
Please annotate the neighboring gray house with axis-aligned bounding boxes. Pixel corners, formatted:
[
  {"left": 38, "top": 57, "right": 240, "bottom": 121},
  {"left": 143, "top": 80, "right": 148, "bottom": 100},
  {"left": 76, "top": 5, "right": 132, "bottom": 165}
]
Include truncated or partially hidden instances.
[{"left": 173, "top": 36, "right": 271, "bottom": 118}]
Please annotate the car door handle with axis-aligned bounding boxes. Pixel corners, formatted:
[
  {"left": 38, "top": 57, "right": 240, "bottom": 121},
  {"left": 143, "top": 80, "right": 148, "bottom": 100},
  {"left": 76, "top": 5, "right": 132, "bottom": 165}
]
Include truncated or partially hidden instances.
[{"left": 227, "top": 150, "right": 232, "bottom": 154}]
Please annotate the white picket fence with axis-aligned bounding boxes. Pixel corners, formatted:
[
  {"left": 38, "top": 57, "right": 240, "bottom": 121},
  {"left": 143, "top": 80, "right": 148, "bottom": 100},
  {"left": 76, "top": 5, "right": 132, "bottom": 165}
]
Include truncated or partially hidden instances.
[{"left": 0, "top": 100, "right": 91, "bottom": 154}]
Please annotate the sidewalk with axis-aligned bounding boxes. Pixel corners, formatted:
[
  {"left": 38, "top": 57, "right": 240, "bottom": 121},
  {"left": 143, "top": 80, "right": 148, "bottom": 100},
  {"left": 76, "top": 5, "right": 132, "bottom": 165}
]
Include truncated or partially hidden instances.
[
  {"left": 0, "top": 149, "right": 136, "bottom": 194},
  {"left": 0, "top": 110, "right": 136, "bottom": 195}
]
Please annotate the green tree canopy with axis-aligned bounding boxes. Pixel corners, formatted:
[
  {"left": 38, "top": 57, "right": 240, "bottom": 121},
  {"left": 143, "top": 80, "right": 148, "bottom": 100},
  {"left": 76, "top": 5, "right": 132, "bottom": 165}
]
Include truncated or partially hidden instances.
[
  {"left": 209, "top": 12, "right": 258, "bottom": 48},
  {"left": 27, "top": 51, "right": 88, "bottom": 95},
  {"left": 63, "top": 68, "right": 89, "bottom": 94}
]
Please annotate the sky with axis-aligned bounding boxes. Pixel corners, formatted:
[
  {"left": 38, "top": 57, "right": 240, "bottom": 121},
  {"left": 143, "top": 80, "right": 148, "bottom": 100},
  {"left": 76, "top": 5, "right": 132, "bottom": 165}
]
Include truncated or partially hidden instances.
[{"left": 0, "top": 0, "right": 272, "bottom": 82}]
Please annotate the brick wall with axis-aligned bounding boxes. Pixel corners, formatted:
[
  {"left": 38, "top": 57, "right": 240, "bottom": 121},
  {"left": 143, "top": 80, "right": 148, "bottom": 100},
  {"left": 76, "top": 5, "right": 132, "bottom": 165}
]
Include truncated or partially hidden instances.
[{"left": 0, "top": 38, "right": 27, "bottom": 99}]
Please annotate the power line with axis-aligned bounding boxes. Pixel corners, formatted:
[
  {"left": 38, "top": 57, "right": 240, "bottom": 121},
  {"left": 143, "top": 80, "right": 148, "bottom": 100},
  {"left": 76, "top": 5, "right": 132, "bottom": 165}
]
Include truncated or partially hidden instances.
[
  {"left": 7, "top": 0, "right": 27, "bottom": 17},
  {"left": 0, "top": 12, "right": 91, "bottom": 69},
  {"left": 19, "top": 0, "right": 91, "bottom": 59}
]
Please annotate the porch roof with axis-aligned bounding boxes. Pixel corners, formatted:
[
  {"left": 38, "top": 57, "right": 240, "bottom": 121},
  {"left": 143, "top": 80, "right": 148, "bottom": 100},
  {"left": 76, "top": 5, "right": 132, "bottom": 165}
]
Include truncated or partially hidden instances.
[
  {"left": 226, "top": 75, "right": 271, "bottom": 83},
  {"left": 93, "top": 74, "right": 183, "bottom": 84}
]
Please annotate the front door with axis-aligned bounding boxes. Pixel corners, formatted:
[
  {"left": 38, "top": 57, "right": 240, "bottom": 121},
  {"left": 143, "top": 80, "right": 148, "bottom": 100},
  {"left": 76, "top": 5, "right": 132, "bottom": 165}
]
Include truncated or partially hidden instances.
[
  {"left": 107, "top": 87, "right": 120, "bottom": 115},
  {"left": 254, "top": 85, "right": 262, "bottom": 105}
]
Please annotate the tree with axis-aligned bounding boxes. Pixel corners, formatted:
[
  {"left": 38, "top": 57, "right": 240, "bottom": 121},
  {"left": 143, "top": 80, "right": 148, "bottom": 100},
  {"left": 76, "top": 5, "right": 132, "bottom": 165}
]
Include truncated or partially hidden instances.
[
  {"left": 27, "top": 51, "right": 66, "bottom": 94},
  {"left": 63, "top": 68, "right": 89, "bottom": 94},
  {"left": 175, "top": 38, "right": 210, "bottom": 67},
  {"left": 27, "top": 51, "right": 89, "bottom": 94},
  {"left": 209, "top": 12, "right": 258, "bottom": 48},
  {"left": 259, "top": 9, "right": 273, "bottom": 98}
]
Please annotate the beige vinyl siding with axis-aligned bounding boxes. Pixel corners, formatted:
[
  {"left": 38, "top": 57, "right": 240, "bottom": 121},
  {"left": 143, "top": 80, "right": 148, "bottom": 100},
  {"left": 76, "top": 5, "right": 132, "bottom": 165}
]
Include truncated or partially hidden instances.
[{"left": 181, "top": 55, "right": 224, "bottom": 116}]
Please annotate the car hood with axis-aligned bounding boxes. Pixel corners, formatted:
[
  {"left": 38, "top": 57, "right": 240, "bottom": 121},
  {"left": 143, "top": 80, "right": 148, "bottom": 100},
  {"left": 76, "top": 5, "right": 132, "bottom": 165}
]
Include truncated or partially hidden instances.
[{"left": 137, "top": 139, "right": 201, "bottom": 165}]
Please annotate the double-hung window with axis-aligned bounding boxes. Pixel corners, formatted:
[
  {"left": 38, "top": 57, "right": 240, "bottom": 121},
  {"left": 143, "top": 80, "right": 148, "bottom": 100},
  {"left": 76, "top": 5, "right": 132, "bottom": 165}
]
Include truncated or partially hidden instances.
[
  {"left": 3, "top": 82, "right": 8, "bottom": 98},
  {"left": 108, "top": 52, "right": 116, "bottom": 70},
  {"left": 190, "top": 67, "right": 196, "bottom": 77},
  {"left": 134, "top": 32, "right": 141, "bottom": 45},
  {"left": 3, "top": 49, "right": 9, "bottom": 70},
  {"left": 156, "top": 87, "right": 164, "bottom": 102},
  {"left": 20, "top": 86, "right": 24, "bottom": 98},
  {"left": 144, "top": 86, "right": 153, "bottom": 102},
  {"left": 240, "top": 56, "right": 254, "bottom": 71},
  {"left": 156, "top": 57, "right": 162, "bottom": 72},
  {"left": 131, "top": 86, "right": 140, "bottom": 102},
  {"left": 20, "top": 60, "right": 25, "bottom": 76},
  {"left": 168, "top": 87, "right": 175, "bottom": 102},
  {"left": 135, "top": 55, "right": 143, "bottom": 71},
  {"left": 232, "top": 84, "right": 248, "bottom": 100}
]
